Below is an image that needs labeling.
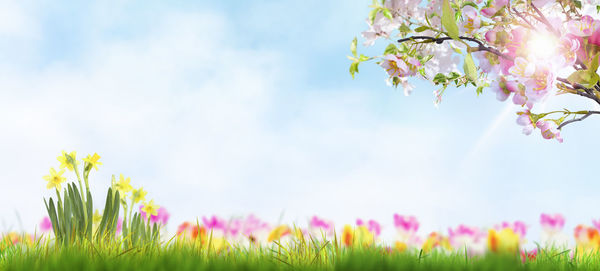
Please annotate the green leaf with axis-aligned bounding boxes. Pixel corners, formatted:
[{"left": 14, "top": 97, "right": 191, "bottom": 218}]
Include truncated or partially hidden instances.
[
  {"left": 442, "top": 0, "right": 460, "bottom": 41},
  {"left": 349, "top": 62, "right": 359, "bottom": 79},
  {"left": 86, "top": 191, "right": 93, "bottom": 239},
  {"left": 350, "top": 37, "right": 357, "bottom": 57},
  {"left": 414, "top": 26, "right": 429, "bottom": 32},
  {"left": 568, "top": 70, "right": 600, "bottom": 88},
  {"left": 399, "top": 24, "right": 411, "bottom": 34},
  {"left": 462, "top": 1, "right": 478, "bottom": 8},
  {"left": 476, "top": 86, "right": 484, "bottom": 95},
  {"left": 383, "top": 44, "right": 399, "bottom": 55},
  {"left": 382, "top": 8, "right": 393, "bottom": 20},
  {"left": 369, "top": 8, "right": 380, "bottom": 24},
  {"left": 463, "top": 53, "right": 477, "bottom": 81}
]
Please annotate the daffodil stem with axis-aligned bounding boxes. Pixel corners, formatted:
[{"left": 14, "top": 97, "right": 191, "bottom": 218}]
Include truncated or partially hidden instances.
[
  {"left": 55, "top": 188, "right": 63, "bottom": 207},
  {"left": 72, "top": 163, "right": 86, "bottom": 203}
]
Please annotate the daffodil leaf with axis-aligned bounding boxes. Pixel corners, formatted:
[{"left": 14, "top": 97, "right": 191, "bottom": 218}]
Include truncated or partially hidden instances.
[{"left": 442, "top": 0, "right": 460, "bottom": 41}]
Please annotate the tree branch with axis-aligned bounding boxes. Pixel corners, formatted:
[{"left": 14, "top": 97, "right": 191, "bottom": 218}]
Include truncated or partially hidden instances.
[
  {"left": 558, "top": 111, "right": 600, "bottom": 130},
  {"left": 556, "top": 77, "right": 600, "bottom": 105},
  {"left": 396, "top": 36, "right": 513, "bottom": 60},
  {"left": 530, "top": 4, "right": 561, "bottom": 36}
]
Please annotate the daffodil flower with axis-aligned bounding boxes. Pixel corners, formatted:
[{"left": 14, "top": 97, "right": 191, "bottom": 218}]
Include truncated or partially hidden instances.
[
  {"left": 115, "top": 174, "right": 133, "bottom": 195},
  {"left": 57, "top": 151, "right": 78, "bottom": 171},
  {"left": 43, "top": 167, "right": 66, "bottom": 190},
  {"left": 83, "top": 153, "right": 102, "bottom": 171},
  {"left": 141, "top": 200, "right": 159, "bottom": 217},
  {"left": 131, "top": 187, "right": 147, "bottom": 204}
]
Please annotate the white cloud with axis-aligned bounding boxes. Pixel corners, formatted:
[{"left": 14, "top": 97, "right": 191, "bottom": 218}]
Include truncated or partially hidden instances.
[{"left": 0, "top": 7, "right": 453, "bottom": 238}]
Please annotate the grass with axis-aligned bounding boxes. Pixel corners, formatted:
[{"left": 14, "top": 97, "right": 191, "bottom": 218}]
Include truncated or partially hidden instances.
[{"left": 2, "top": 236, "right": 600, "bottom": 271}]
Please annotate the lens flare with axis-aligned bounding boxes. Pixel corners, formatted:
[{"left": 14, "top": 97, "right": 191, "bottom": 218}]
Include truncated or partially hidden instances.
[{"left": 527, "top": 32, "right": 558, "bottom": 60}]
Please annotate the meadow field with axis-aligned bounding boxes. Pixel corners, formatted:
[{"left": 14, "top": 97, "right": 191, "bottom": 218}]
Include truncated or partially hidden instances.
[{"left": 1, "top": 152, "right": 600, "bottom": 270}]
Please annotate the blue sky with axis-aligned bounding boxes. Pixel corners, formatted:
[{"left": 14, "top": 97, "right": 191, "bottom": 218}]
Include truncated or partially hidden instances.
[{"left": 1, "top": 0, "right": 599, "bottom": 244}]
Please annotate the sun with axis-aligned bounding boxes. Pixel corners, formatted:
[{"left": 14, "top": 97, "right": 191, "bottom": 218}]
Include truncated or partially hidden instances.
[{"left": 527, "top": 32, "right": 559, "bottom": 60}]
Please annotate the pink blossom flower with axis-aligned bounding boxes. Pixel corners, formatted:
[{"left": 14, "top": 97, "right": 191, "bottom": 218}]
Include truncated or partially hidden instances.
[
  {"left": 362, "top": 17, "right": 400, "bottom": 47},
  {"left": 40, "top": 216, "right": 52, "bottom": 232},
  {"left": 394, "top": 214, "right": 419, "bottom": 234},
  {"left": 568, "top": 16, "right": 599, "bottom": 37},
  {"left": 536, "top": 120, "right": 563, "bottom": 142},
  {"left": 540, "top": 213, "right": 565, "bottom": 232},
  {"left": 481, "top": 0, "right": 508, "bottom": 17},
  {"left": 524, "top": 66, "right": 553, "bottom": 103},
  {"left": 509, "top": 57, "right": 535, "bottom": 78},
  {"left": 557, "top": 37, "right": 581, "bottom": 66},
  {"left": 461, "top": 6, "right": 481, "bottom": 34},
  {"left": 491, "top": 77, "right": 518, "bottom": 101},
  {"left": 589, "top": 26, "right": 600, "bottom": 46},
  {"left": 532, "top": 0, "right": 552, "bottom": 8},
  {"left": 505, "top": 28, "right": 528, "bottom": 57},
  {"left": 474, "top": 52, "right": 500, "bottom": 74},
  {"left": 380, "top": 55, "right": 420, "bottom": 78},
  {"left": 516, "top": 110, "right": 534, "bottom": 135}
]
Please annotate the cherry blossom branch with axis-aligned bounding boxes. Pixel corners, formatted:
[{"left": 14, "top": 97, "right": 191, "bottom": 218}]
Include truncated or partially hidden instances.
[
  {"left": 556, "top": 77, "right": 600, "bottom": 105},
  {"left": 530, "top": 4, "right": 561, "bottom": 36},
  {"left": 557, "top": 111, "right": 600, "bottom": 130},
  {"left": 511, "top": 8, "right": 536, "bottom": 30},
  {"left": 396, "top": 36, "right": 512, "bottom": 60}
]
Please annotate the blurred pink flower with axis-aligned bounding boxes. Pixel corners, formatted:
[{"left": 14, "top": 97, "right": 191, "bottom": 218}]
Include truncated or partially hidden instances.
[
  {"left": 310, "top": 216, "right": 334, "bottom": 234},
  {"left": 40, "top": 216, "right": 52, "bottom": 232},
  {"left": 495, "top": 221, "right": 527, "bottom": 238},
  {"left": 592, "top": 219, "right": 600, "bottom": 231},
  {"left": 140, "top": 206, "right": 170, "bottom": 225},
  {"left": 394, "top": 214, "right": 419, "bottom": 234},
  {"left": 357, "top": 218, "right": 382, "bottom": 237},
  {"left": 540, "top": 213, "right": 565, "bottom": 232},
  {"left": 202, "top": 215, "right": 228, "bottom": 232},
  {"left": 117, "top": 217, "right": 123, "bottom": 234}
]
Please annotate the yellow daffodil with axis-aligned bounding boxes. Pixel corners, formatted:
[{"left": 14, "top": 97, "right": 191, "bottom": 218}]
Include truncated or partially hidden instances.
[
  {"left": 142, "top": 200, "right": 159, "bottom": 217},
  {"left": 342, "top": 225, "right": 354, "bottom": 246},
  {"left": 487, "top": 228, "right": 520, "bottom": 254},
  {"left": 267, "top": 225, "right": 291, "bottom": 242},
  {"left": 395, "top": 241, "right": 407, "bottom": 252},
  {"left": 43, "top": 168, "right": 66, "bottom": 190},
  {"left": 57, "top": 151, "right": 78, "bottom": 171},
  {"left": 83, "top": 153, "right": 102, "bottom": 171},
  {"left": 115, "top": 174, "right": 133, "bottom": 195},
  {"left": 421, "top": 232, "right": 452, "bottom": 253},
  {"left": 131, "top": 187, "right": 147, "bottom": 204}
]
